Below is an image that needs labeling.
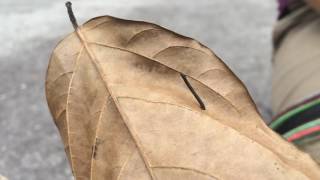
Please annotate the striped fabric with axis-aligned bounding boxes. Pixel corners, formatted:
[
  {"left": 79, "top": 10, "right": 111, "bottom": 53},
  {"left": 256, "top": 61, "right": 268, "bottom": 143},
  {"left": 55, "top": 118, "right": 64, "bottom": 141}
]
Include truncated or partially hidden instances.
[{"left": 270, "top": 94, "right": 320, "bottom": 143}]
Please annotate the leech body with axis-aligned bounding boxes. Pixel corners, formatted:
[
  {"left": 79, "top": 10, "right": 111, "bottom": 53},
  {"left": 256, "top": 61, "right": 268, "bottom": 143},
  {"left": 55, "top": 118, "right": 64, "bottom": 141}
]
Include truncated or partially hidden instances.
[{"left": 180, "top": 74, "right": 206, "bottom": 110}]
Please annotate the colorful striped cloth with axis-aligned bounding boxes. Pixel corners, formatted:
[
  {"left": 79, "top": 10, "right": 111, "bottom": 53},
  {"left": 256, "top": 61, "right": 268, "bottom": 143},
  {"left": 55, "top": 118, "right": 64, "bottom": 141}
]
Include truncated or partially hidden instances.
[{"left": 270, "top": 94, "right": 320, "bottom": 143}]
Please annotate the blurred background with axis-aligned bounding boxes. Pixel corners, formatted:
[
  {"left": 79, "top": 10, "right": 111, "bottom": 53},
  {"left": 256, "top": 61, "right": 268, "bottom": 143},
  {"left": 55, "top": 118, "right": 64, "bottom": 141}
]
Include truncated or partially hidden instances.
[{"left": 0, "top": 0, "right": 276, "bottom": 179}]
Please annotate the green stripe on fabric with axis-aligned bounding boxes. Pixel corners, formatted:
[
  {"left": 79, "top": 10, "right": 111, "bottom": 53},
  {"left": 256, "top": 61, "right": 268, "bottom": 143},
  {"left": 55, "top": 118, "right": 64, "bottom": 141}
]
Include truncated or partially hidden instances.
[
  {"left": 282, "top": 119, "right": 320, "bottom": 139},
  {"left": 270, "top": 99, "right": 320, "bottom": 129},
  {"left": 294, "top": 131, "right": 320, "bottom": 146}
]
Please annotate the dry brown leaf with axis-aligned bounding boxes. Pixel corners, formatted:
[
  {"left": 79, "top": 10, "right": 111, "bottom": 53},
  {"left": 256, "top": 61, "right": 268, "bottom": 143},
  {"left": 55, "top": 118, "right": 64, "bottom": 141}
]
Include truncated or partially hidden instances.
[{"left": 46, "top": 15, "right": 320, "bottom": 180}]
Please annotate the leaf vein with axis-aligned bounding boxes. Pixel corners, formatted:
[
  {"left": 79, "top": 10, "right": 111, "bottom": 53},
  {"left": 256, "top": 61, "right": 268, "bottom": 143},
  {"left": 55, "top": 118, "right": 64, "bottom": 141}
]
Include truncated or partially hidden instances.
[
  {"left": 151, "top": 166, "right": 219, "bottom": 180},
  {"left": 75, "top": 28, "right": 157, "bottom": 180}
]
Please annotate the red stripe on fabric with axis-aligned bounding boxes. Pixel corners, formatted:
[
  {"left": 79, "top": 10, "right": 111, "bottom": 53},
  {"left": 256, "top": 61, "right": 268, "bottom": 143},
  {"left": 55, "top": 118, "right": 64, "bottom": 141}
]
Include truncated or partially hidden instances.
[{"left": 287, "top": 126, "right": 320, "bottom": 142}]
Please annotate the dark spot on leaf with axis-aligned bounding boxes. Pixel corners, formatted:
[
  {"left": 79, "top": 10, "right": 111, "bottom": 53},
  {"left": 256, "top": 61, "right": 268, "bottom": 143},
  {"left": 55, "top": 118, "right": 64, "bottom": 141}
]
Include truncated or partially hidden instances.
[{"left": 92, "top": 138, "right": 103, "bottom": 159}]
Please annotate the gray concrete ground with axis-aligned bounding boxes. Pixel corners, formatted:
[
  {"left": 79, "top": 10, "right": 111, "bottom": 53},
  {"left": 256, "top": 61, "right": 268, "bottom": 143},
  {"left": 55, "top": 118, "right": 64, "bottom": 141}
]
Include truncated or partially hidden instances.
[{"left": 0, "top": 0, "right": 277, "bottom": 179}]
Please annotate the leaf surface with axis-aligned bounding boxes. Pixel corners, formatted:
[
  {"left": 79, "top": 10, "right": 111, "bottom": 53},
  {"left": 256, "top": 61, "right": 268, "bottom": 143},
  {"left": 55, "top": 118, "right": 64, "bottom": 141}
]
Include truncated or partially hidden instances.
[{"left": 46, "top": 16, "right": 320, "bottom": 180}]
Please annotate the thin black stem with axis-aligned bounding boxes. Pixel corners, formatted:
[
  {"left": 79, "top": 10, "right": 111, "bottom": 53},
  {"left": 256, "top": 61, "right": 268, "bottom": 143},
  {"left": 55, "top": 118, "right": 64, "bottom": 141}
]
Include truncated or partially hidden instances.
[
  {"left": 180, "top": 74, "right": 206, "bottom": 110},
  {"left": 65, "top": 1, "right": 78, "bottom": 30}
]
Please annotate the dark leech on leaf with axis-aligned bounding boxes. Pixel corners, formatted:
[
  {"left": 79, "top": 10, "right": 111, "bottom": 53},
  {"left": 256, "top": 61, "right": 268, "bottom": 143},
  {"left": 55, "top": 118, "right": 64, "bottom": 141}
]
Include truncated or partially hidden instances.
[{"left": 180, "top": 73, "right": 205, "bottom": 110}]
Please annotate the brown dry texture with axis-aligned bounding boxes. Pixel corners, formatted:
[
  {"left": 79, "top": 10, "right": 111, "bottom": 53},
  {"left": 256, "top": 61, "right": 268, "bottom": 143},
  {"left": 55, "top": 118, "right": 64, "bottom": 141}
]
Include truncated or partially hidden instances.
[{"left": 45, "top": 16, "right": 320, "bottom": 180}]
